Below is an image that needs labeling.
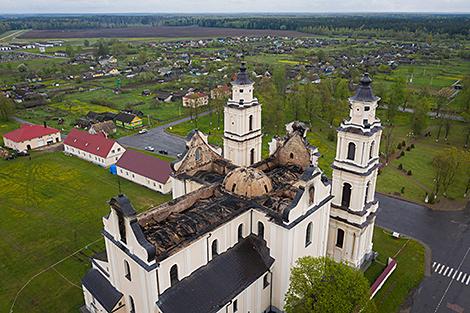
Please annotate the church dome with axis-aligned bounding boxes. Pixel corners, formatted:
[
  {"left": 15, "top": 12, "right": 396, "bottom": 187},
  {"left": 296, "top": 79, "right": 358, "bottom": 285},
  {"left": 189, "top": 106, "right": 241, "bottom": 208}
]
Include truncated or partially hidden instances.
[{"left": 223, "top": 167, "right": 273, "bottom": 198}]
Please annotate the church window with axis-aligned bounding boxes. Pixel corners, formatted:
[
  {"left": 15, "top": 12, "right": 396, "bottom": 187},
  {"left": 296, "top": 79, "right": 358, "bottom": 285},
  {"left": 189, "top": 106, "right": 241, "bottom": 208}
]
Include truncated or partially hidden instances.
[
  {"left": 233, "top": 299, "right": 238, "bottom": 312},
  {"left": 240, "top": 89, "right": 244, "bottom": 93},
  {"left": 129, "top": 296, "right": 136, "bottom": 313},
  {"left": 237, "top": 224, "right": 244, "bottom": 241},
  {"left": 211, "top": 239, "right": 219, "bottom": 258},
  {"left": 249, "top": 115, "right": 253, "bottom": 131},
  {"left": 308, "top": 185, "right": 315, "bottom": 205},
  {"left": 231, "top": 183, "right": 237, "bottom": 192},
  {"left": 364, "top": 106, "right": 370, "bottom": 111},
  {"left": 305, "top": 222, "right": 313, "bottom": 247},
  {"left": 370, "top": 141, "right": 375, "bottom": 159},
  {"left": 263, "top": 273, "right": 270, "bottom": 289},
  {"left": 336, "top": 228, "right": 345, "bottom": 248},
  {"left": 250, "top": 148, "right": 255, "bottom": 165},
  {"left": 170, "top": 265, "right": 179, "bottom": 287},
  {"left": 118, "top": 212, "right": 126, "bottom": 244},
  {"left": 258, "top": 221, "right": 265, "bottom": 239},
  {"left": 195, "top": 147, "right": 202, "bottom": 161},
  {"left": 264, "top": 185, "right": 268, "bottom": 193},
  {"left": 365, "top": 182, "right": 370, "bottom": 204},
  {"left": 290, "top": 152, "right": 294, "bottom": 159},
  {"left": 341, "top": 183, "right": 352, "bottom": 208},
  {"left": 347, "top": 142, "right": 356, "bottom": 161},
  {"left": 124, "top": 260, "right": 131, "bottom": 281}
]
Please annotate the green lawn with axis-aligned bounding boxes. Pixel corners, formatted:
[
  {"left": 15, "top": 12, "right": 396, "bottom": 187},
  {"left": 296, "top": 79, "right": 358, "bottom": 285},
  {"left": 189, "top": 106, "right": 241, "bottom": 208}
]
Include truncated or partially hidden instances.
[
  {"left": 0, "top": 151, "right": 170, "bottom": 313},
  {"left": 0, "top": 120, "right": 20, "bottom": 145},
  {"left": 365, "top": 227, "right": 425, "bottom": 313}
]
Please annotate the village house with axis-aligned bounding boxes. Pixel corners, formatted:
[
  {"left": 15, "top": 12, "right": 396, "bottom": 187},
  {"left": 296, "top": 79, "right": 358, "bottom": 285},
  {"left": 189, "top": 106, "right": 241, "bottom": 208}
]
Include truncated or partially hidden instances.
[
  {"left": 115, "top": 150, "right": 173, "bottom": 194},
  {"left": 88, "top": 121, "right": 117, "bottom": 136},
  {"left": 210, "top": 85, "right": 231, "bottom": 100},
  {"left": 2, "top": 123, "right": 61, "bottom": 151},
  {"left": 182, "top": 91, "right": 209, "bottom": 108},
  {"left": 114, "top": 112, "right": 143, "bottom": 129},
  {"left": 64, "top": 128, "right": 125, "bottom": 167}
]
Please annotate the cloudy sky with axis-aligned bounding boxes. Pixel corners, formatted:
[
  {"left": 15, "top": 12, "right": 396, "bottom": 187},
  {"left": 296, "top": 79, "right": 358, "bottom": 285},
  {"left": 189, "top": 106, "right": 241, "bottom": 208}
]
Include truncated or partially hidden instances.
[{"left": 2, "top": 0, "right": 470, "bottom": 14}]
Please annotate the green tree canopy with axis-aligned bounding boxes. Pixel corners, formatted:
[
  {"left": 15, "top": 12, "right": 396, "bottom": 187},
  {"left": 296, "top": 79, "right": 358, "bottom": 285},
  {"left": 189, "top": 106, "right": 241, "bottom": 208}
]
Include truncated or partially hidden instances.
[
  {"left": 285, "top": 257, "right": 377, "bottom": 313},
  {"left": 0, "top": 94, "right": 15, "bottom": 122}
]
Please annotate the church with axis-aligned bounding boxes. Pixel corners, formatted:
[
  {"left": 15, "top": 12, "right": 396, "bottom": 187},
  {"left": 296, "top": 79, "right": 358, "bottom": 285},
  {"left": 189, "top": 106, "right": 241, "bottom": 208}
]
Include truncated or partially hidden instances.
[{"left": 80, "top": 62, "right": 383, "bottom": 313}]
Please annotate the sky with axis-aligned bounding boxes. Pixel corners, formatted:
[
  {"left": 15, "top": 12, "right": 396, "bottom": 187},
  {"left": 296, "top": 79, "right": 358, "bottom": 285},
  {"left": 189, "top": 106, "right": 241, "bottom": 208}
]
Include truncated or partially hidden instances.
[{"left": 2, "top": 0, "right": 470, "bottom": 14}]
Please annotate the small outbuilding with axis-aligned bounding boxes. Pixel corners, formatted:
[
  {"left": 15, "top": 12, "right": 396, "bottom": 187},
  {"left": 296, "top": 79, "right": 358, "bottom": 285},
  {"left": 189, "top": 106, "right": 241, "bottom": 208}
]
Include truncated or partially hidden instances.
[{"left": 3, "top": 123, "right": 61, "bottom": 151}]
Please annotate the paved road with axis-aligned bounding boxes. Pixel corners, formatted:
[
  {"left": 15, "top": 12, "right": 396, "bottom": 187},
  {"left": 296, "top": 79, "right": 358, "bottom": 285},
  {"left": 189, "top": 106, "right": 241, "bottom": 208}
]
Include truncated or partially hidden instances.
[
  {"left": 117, "top": 110, "right": 213, "bottom": 157},
  {"left": 377, "top": 194, "right": 470, "bottom": 313}
]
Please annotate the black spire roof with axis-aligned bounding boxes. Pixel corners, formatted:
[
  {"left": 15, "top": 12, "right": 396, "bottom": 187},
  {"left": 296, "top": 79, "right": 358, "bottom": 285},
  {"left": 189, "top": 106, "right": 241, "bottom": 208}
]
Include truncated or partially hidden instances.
[
  {"left": 350, "top": 73, "right": 379, "bottom": 102},
  {"left": 232, "top": 61, "right": 253, "bottom": 85}
]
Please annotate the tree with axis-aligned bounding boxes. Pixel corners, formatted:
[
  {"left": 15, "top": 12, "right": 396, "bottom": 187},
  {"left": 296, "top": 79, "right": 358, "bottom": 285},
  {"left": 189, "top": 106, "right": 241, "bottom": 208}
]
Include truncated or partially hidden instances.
[
  {"left": 84, "top": 39, "right": 90, "bottom": 47},
  {"left": 137, "top": 49, "right": 149, "bottom": 65},
  {"left": 432, "top": 147, "right": 462, "bottom": 197},
  {"left": 285, "top": 257, "right": 377, "bottom": 313},
  {"left": 95, "top": 40, "right": 109, "bottom": 58},
  {"left": 410, "top": 97, "right": 430, "bottom": 136},
  {"left": 0, "top": 94, "right": 15, "bottom": 122}
]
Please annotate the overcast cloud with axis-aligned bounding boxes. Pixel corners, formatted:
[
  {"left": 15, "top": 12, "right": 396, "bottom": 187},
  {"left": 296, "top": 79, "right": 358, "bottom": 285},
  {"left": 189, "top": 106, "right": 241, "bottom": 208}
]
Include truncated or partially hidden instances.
[{"left": 1, "top": 0, "right": 470, "bottom": 14}]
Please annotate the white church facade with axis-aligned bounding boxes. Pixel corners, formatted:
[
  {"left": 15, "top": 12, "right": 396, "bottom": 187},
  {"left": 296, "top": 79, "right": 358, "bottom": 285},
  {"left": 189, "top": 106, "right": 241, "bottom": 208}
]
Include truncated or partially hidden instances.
[{"left": 81, "top": 63, "right": 383, "bottom": 313}]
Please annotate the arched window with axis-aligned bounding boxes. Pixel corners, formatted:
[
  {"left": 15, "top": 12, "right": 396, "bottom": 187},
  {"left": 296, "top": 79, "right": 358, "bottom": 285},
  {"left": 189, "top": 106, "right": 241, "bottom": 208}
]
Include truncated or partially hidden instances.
[
  {"left": 250, "top": 148, "right": 255, "bottom": 165},
  {"left": 336, "top": 228, "right": 345, "bottom": 248},
  {"left": 237, "top": 224, "right": 243, "bottom": 241},
  {"left": 249, "top": 115, "right": 253, "bottom": 131},
  {"left": 365, "top": 182, "right": 370, "bottom": 204},
  {"left": 305, "top": 222, "right": 313, "bottom": 247},
  {"left": 124, "top": 260, "right": 131, "bottom": 281},
  {"left": 258, "top": 221, "right": 265, "bottom": 239},
  {"left": 231, "top": 183, "right": 237, "bottom": 192},
  {"left": 290, "top": 152, "right": 294, "bottom": 159},
  {"left": 129, "top": 296, "right": 136, "bottom": 313},
  {"left": 170, "top": 264, "right": 179, "bottom": 287},
  {"left": 211, "top": 239, "right": 219, "bottom": 258},
  {"left": 347, "top": 142, "right": 356, "bottom": 161},
  {"left": 195, "top": 147, "right": 202, "bottom": 161},
  {"left": 308, "top": 185, "right": 315, "bottom": 205},
  {"left": 370, "top": 141, "right": 375, "bottom": 159},
  {"left": 341, "top": 183, "right": 352, "bottom": 208}
]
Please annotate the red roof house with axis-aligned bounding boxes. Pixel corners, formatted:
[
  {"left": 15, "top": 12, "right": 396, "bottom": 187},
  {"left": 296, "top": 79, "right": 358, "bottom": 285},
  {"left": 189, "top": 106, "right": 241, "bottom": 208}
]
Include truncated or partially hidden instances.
[
  {"left": 116, "top": 150, "right": 172, "bottom": 193},
  {"left": 64, "top": 128, "right": 125, "bottom": 167},
  {"left": 3, "top": 123, "right": 61, "bottom": 151}
]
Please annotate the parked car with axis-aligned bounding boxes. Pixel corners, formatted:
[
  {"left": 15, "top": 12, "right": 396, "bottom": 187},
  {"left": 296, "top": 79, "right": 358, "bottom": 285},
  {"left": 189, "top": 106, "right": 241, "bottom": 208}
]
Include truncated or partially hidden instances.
[
  {"left": 145, "top": 146, "right": 155, "bottom": 152},
  {"left": 139, "top": 129, "right": 148, "bottom": 134},
  {"left": 159, "top": 150, "right": 168, "bottom": 155}
]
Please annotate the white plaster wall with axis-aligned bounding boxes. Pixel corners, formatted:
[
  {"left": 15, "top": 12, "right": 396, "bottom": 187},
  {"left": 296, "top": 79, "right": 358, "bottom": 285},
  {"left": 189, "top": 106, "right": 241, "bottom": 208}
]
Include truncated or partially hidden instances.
[
  {"left": 116, "top": 167, "right": 172, "bottom": 194},
  {"left": 64, "top": 142, "right": 125, "bottom": 167}
]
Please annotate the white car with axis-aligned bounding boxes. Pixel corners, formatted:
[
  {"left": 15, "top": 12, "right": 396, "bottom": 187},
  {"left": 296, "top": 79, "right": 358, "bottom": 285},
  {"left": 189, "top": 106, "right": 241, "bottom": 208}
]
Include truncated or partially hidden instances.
[
  {"left": 139, "top": 129, "right": 148, "bottom": 134},
  {"left": 144, "top": 146, "right": 155, "bottom": 152}
]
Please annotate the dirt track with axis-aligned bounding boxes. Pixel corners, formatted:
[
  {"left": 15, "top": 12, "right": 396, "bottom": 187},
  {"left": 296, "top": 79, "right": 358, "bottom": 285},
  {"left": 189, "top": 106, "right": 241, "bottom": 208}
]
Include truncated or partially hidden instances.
[{"left": 19, "top": 26, "right": 311, "bottom": 39}]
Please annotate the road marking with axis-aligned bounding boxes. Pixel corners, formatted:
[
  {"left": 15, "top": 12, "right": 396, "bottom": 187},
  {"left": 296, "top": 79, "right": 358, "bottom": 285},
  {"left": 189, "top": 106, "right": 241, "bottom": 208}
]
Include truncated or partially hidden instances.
[
  {"left": 461, "top": 273, "right": 467, "bottom": 283},
  {"left": 433, "top": 248, "right": 470, "bottom": 313},
  {"left": 433, "top": 261, "right": 437, "bottom": 268},
  {"left": 432, "top": 261, "right": 470, "bottom": 286}
]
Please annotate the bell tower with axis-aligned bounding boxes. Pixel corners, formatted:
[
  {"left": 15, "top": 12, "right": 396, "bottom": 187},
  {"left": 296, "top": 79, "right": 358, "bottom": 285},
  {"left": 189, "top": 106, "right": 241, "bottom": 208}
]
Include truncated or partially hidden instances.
[
  {"left": 223, "top": 62, "right": 262, "bottom": 166},
  {"left": 327, "top": 73, "right": 383, "bottom": 269}
]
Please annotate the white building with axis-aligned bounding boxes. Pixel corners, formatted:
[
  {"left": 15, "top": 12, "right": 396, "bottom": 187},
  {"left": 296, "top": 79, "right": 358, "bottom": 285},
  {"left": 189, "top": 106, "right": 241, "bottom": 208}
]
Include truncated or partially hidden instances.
[
  {"left": 3, "top": 123, "right": 61, "bottom": 151},
  {"left": 64, "top": 128, "right": 125, "bottom": 167},
  {"left": 116, "top": 150, "right": 173, "bottom": 194},
  {"left": 81, "top": 66, "right": 382, "bottom": 313}
]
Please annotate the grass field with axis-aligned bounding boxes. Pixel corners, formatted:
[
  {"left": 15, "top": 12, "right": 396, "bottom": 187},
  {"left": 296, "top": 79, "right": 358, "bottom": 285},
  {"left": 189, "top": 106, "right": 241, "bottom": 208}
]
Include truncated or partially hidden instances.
[
  {"left": 365, "top": 227, "right": 425, "bottom": 313},
  {"left": 0, "top": 151, "right": 170, "bottom": 313},
  {"left": 0, "top": 120, "right": 20, "bottom": 145}
]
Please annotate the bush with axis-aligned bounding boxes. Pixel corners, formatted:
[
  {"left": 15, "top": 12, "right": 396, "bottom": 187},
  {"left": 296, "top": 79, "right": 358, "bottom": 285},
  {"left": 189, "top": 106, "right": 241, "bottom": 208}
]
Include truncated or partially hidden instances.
[
  {"left": 401, "top": 187, "right": 405, "bottom": 194},
  {"left": 406, "top": 146, "right": 411, "bottom": 151},
  {"left": 327, "top": 130, "right": 335, "bottom": 142},
  {"left": 400, "top": 151, "right": 405, "bottom": 157},
  {"left": 411, "top": 144, "right": 415, "bottom": 149},
  {"left": 407, "top": 170, "right": 412, "bottom": 176},
  {"left": 402, "top": 140, "right": 406, "bottom": 146},
  {"left": 398, "top": 163, "right": 403, "bottom": 170},
  {"left": 397, "top": 143, "right": 402, "bottom": 149}
]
